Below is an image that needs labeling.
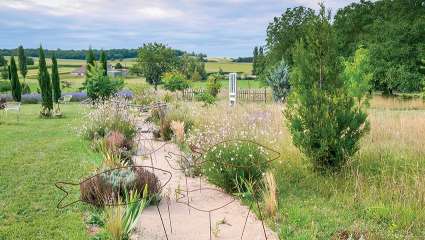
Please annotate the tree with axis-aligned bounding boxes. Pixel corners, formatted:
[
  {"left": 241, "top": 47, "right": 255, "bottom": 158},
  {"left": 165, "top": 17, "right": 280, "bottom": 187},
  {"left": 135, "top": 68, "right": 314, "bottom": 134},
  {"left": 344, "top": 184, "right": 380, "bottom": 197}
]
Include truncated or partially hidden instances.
[
  {"left": 266, "top": 6, "right": 315, "bottom": 66},
  {"left": 265, "top": 59, "right": 290, "bottom": 102},
  {"left": 38, "top": 46, "right": 53, "bottom": 115},
  {"left": 252, "top": 46, "right": 259, "bottom": 75},
  {"left": 342, "top": 47, "right": 373, "bottom": 102},
  {"left": 334, "top": 0, "right": 425, "bottom": 93},
  {"left": 85, "top": 64, "right": 124, "bottom": 101},
  {"left": 179, "top": 54, "right": 206, "bottom": 80},
  {"left": 136, "top": 43, "right": 178, "bottom": 90},
  {"left": 285, "top": 5, "right": 369, "bottom": 170},
  {"left": 51, "top": 54, "right": 61, "bottom": 103},
  {"left": 256, "top": 47, "right": 266, "bottom": 76},
  {"left": 0, "top": 54, "right": 6, "bottom": 67},
  {"left": 86, "top": 47, "right": 96, "bottom": 79},
  {"left": 100, "top": 50, "right": 108, "bottom": 76},
  {"left": 162, "top": 71, "right": 190, "bottom": 92},
  {"left": 9, "top": 56, "right": 21, "bottom": 102},
  {"left": 206, "top": 74, "right": 222, "bottom": 97},
  {"left": 17, "top": 45, "right": 28, "bottom": 81}
]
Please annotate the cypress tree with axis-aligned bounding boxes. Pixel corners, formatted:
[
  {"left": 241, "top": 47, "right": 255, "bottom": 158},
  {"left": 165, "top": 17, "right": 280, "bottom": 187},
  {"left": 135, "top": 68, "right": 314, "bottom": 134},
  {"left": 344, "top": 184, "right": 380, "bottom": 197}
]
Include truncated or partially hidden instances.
[
  {"left": 100, "top": 50, "right": 108, "bottom": 76},
  {"left": 252, "top": 46, "right": 258, "bottom": 75},
  {"left": 51, "top": 54, "right": 61, "bottom": 103},
  {"left": 38, "top": 46, "right": 53, "bottom": 114},
  {"left": 17, "top": 45, "right": 28, "bottom": 81},
  {"left": 86, "top": 47, "right": 95, "bottom": 79},
  {"left": 9, "top": 56, "right": 21, "bottom": 102}
]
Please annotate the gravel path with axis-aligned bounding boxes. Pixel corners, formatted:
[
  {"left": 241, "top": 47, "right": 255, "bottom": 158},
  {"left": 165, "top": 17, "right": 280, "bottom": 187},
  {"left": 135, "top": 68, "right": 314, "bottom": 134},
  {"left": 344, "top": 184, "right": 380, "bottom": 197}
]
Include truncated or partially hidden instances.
[{"left": 132, "top": 120, "right": 278, "bottom": 240}]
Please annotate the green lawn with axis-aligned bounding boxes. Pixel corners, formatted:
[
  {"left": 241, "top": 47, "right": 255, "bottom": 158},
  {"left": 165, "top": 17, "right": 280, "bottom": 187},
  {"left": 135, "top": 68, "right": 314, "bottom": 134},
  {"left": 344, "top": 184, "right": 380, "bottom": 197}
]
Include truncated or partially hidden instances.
[
  {"left": 205, "top": 61, "right": 252, "bottom": 75},
  {"left": 0, "top": 104, "right": 101, "bottom": 240}
]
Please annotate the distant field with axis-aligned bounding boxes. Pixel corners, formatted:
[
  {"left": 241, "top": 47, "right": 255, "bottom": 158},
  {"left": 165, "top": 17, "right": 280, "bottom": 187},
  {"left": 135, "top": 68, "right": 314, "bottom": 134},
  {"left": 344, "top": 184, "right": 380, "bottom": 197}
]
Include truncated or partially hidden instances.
[
  {"left": 191, "top": 79, "right": 264, "bottom": 90},
  {"left": 6, "top": 57, "right": 253, "bottom": 93},
  {"left": 205, "top": 62, "right": 252, "bottom": 75}
]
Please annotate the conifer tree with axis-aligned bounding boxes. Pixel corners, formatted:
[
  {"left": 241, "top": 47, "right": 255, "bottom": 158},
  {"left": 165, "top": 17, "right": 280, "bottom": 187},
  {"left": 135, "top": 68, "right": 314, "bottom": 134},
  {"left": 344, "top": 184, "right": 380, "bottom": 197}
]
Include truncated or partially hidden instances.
[
  {"left": 86, "top": 47, "right": 96, "bottom": 79},
  {"left": 38, "top": 46, "right": 53, "bottom": 114},
  {"left": 285, "top": 4, "right": 369, "bottom": 170},
  {"left": 17, "top": 45, "right": 27, "bottom": 81},
  {"left": 51, "top": 54, "right": 61, "bottom": 103},
  {"left": 252, "top": 46, "right": 258, "bottom": 75},
  {"left": 9, "top": 56, "right": 21, "bottom": 102},
  {"left": 100, "top": 50, "right": 108, "bottom": 76}
]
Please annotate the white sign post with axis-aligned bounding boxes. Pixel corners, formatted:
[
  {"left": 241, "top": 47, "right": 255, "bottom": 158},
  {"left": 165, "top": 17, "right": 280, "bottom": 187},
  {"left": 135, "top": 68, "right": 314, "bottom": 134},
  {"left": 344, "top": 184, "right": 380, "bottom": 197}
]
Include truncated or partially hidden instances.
[{"left": 229, "top": 73, "right": 237, "bottom": 106}]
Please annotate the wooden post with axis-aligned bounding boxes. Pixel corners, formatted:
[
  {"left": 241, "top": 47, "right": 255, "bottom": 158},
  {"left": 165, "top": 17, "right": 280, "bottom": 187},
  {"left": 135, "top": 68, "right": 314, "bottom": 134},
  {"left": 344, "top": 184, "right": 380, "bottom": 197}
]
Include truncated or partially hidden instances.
[{"left": 264, "top": 88, "right": 267, "bottom": 103}]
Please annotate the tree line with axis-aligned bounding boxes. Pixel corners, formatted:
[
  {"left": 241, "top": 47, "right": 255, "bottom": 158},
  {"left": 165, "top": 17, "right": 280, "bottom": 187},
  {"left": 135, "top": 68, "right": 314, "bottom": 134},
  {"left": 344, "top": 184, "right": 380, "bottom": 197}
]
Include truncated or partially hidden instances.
[
  {"left": 262, "top": 0, "right": 425, "bottom": 94},
  {"left": 0, "top": 48, "right": 206, "bottom": 61}
]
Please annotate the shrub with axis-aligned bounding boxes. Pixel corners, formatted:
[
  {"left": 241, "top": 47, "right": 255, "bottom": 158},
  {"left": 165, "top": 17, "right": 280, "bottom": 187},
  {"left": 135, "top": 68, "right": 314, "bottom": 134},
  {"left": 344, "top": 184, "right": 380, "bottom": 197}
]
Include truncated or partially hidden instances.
[
  {"left": 81, "top": 98, "right": 137, "bottom": 141},
  {"left": 202, "top": 141, "right": 270, "bottom": 193},
  {"left": 80, "top": 167, "right": 160, "bottom": 207},
  {"left": 85, "top": 64, "right": 124, "bottom": 101},
  {"left": 132, "top": 82, "right": 155, "bottom": 106},
  {"left": 206, "top": 74, "right": 222, "bottom": 97},
  {"left": 195, "top": 92, "right": 215, "bottom": 106},
  {"left": 285, "top": 5, "right": 369, "bottom": 170},
  {"left": 21, "top": 82, "right": 31, "bottom": 94},
  {"left": 265, "top": 59, "right": 290, "bottom": 102},
  {"left": 0, "top": 80, "right": 11, "bottom": 92},
  {"left": 170, "top": 121, "right": 185, "bottom": 144},
  {"left": 162, "top": 71, "right": 190, "bottom": 92}
]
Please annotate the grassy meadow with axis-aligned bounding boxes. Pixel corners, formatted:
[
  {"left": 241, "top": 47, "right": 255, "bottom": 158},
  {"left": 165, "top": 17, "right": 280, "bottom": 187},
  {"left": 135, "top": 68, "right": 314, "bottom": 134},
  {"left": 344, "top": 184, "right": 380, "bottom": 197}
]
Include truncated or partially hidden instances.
[
  {"left": 0, "top": 104, "right": 101, "bottom": 239},
  {"left": 183, "top": 96, "right": 425, "bottom": 239}
]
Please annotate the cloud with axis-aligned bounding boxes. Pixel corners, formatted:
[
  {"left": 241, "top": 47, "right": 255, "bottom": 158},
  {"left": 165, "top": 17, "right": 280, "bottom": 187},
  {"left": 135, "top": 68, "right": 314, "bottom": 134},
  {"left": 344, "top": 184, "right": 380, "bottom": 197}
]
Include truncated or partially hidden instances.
[{"left": 0, "top": 0, "right": 357, "bottom": 56}]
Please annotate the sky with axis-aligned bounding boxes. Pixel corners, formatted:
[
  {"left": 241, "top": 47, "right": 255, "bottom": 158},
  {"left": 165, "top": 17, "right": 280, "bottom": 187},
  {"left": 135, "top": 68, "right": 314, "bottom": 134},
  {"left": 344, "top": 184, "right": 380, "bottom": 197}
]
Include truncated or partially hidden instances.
[{"left": 0, "top": 0, "right": 356, "bottom": 57}]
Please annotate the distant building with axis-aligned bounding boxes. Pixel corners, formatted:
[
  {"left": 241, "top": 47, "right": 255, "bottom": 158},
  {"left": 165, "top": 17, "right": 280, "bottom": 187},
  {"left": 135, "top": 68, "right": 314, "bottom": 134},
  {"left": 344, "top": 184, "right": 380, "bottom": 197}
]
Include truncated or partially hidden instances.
[
  {"left": 71, "top": 66, "right": 86, "bottom": 76},
  {"left": 70, "top": 64, "right": 128, "bottom": 78}
]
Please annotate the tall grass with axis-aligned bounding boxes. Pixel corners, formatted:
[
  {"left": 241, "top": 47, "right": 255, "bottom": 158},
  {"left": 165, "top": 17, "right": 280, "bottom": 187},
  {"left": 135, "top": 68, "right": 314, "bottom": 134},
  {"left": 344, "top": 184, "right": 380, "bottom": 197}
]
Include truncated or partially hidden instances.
[{"left": 186, "top": 96, "right": 425, "bottom": 238}]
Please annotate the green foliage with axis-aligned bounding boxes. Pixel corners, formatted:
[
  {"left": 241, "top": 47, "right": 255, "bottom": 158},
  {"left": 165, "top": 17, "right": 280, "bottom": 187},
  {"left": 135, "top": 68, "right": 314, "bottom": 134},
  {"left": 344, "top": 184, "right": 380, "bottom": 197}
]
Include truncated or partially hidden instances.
[
  {"left": 334, "top": 0, "right": 425, "bottom": 93},
  {"left": 203, "top": 141, "right": 269, "bottom": 193},
  {"left": 265, "top": 59, "right": 290, "bottom": 102},
  {"left": 285, "top": 5, "right": 369, "bottom": 171},
  {"left": 85, "top": 64, "right": 124, "bottom": 101},
  {"left": 121, "top": 188, "right": 149, "bottom": 238},
  {"left": 21, "top": 82, "right": 31, "bottom": 94},
  {"left": 0, "top": 80, "right": 11, "bottom": 92},
  {"left": 162, "top": 71, "right": 190, "bottom": 92},
  {"left": 17, "top": 45, "right": 28, "bottom": 80},
  {"left": 206, "top": 74, "right": 222, "bottom": 97},
  {"left": 9, "top": 56, "right": 21, "bottom": 102},
  {"left": 195, "top": 92, "right": 215, "bottom": 106},
  {"left": 136, "top": 42, "right": 178, "bottom": 89},
  {"left": 38, "top": 46, "right": 53, "bottom": 114},
  {"left": 180, "top": 54, "right": 207, "bottom": 80},
  {"left": 100, "top": 50, "right": 108, "bottom": 76},
  {"left": 26, "top": 57, "right": 34, "bottom": 65},
  {"left": 115, "top": 62, "right": 123, "bottom": 69},
  {"left": 0, "top": 54, "right": 6, "bottom": 67},
  {"left": 1, "top": 65, "right": 8, "bottom": 80},
  {"left": 252, "top": 46, "right": 266, "bottom": 77},
  {"left": 86, "top": 47, "right": 96, "bottom": 79},
  {"left": 51, "top": 54, "right": 61, "bottom": 103},
  {"left": 266, "top": 6, "right": 315, "bottom": 66},
  {"left": 342, "top": 47, "right": 372, "bottom": 102}
]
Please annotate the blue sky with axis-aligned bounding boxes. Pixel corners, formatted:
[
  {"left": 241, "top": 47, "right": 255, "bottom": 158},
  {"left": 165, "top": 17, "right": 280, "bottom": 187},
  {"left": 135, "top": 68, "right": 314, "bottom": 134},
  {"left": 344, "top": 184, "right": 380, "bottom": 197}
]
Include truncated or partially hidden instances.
[{"left": 0, "top": 0, "right": 356, "bottom": 57}]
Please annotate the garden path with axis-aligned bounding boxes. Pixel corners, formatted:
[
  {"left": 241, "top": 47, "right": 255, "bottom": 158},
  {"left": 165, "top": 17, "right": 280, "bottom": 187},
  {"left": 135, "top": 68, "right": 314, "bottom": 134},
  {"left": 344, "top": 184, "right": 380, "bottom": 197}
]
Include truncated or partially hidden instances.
[{"left": 132, "top": 119, "right": 278, "bottom": 240}]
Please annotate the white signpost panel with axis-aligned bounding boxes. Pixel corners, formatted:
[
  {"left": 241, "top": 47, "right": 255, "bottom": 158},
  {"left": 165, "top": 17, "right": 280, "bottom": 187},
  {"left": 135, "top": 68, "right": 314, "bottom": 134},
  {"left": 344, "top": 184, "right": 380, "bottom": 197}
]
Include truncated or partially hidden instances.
[{"left": 229, "top": 73, "right": 237, "bottom": 106}]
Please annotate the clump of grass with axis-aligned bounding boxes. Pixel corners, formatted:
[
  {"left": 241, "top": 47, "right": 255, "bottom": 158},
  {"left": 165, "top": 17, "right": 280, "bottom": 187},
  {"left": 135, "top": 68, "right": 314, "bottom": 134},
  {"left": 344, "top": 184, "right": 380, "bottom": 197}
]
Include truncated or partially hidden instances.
[
  {"left": 170, "top": 120, "right": 185, "bottom": 144},
  {"left": 262, "top": 171, "right": 278, "bottom": 219}
]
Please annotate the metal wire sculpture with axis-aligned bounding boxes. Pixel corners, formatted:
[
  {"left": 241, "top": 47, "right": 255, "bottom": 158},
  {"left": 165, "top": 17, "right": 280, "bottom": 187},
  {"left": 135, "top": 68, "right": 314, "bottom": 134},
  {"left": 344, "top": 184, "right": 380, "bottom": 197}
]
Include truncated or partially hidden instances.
[{"left": 165, "top": 139, "right": 280, "bottom": 240}]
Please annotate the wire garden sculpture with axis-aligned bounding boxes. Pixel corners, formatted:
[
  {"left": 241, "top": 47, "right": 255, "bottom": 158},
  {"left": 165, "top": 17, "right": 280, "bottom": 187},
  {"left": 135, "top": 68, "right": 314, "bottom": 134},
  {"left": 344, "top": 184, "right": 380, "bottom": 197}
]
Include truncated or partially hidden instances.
[{"left": 165, "top": 139, "right": 280, "bottom": 240}]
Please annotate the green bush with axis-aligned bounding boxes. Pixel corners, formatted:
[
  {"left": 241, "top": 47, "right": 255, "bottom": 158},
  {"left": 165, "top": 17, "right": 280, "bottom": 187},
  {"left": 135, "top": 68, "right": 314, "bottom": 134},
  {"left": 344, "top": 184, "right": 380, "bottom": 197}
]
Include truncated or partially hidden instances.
[
  {"left": 85, "top": 64, "right": 124, "bottom": 101},
  {"left": 0, "top": 80, "right": 11, "bottom": 92},
  {"left": 195, "top": 92, "right": 215, "bottom": 106},
  {"left": 203, "top": 141, "right": 269, "bottom": 193},
  {"left": 162, "top": 71, "right": 190, "bottom": 92},
  {"left": 206, "top": 74, "right": 222, "bottom": 97},
  {"left": 21, "top": 82, "right": 31, "bottom": 94}
]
